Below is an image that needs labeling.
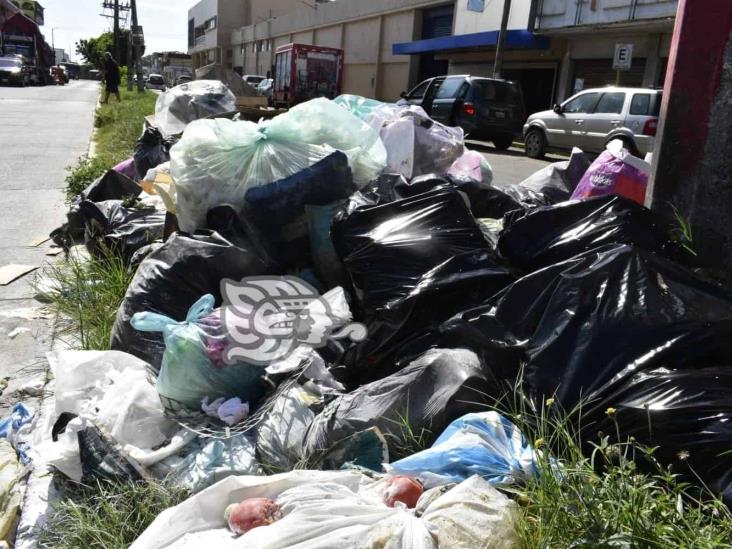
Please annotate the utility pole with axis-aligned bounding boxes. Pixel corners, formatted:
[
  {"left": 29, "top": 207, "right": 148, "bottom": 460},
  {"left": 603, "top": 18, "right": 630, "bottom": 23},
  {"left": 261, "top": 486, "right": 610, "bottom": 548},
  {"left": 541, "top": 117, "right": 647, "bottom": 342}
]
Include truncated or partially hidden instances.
[
  {"left": 130, "top": 0, "right": 144, "bottom": 91},
  {"left": 493, "top": 0, "right": 512, "bottom": 79},
  {"left": 113, "top": 0, "right": 120, "bottom": 61},
  {"left": 100, "top": 1, "right": 130, "bottom": 61}
]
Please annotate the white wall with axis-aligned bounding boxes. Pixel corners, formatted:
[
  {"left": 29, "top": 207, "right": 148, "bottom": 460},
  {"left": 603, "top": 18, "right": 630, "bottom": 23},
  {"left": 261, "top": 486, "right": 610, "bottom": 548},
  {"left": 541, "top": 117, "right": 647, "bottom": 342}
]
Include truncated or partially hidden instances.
[
  {"left": 454, "top": 0, "right": 533, "bottom": 35},
  {"left": 537, "top": 0, "right": 678, "bottom": 30}
]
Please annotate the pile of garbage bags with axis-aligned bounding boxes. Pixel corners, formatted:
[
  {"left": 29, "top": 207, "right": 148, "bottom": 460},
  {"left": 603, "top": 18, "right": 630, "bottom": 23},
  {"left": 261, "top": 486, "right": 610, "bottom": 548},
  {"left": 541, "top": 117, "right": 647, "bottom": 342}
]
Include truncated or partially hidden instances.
[{"left": 38, "top": 86, "right": 732, "bottom": 547}]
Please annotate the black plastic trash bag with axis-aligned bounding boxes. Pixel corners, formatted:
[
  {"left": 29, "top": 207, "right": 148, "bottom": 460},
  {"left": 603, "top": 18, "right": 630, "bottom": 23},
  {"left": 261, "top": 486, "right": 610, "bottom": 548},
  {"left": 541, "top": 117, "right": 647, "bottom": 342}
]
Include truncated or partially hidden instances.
[
  {"left": 497, "top": 147, "right": 590, "bottom": 208},
  {"left": 78, "top": 426, "right": 142, "bottom": 483},
  {"left": 339, "top": 249, "right": 515, "bottom": 385},
  {"left": 332, "top": 188, "right": 491, "bottom": 310},
  {"left": 497, "top": 195, "right": 673, "bottom": 272},
  {"left": 134, "top": 126, "right": 175, "bottom": 179},
  {"left": 110, "top": 231, "right": 275, "bottom": 369},
  {"left": 303, "top": 348, "right": 494, "bottom": 462},
  {"left": 80, "top": 199, "right": 165, "bottom": 261},
  {"left": 51, "top": 170, "right": 142, "bottom": 248}
]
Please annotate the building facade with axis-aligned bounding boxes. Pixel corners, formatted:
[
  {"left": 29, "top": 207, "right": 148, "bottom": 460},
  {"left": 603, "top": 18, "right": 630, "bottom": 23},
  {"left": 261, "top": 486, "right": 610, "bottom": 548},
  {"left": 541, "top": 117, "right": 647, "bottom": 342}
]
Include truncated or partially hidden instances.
[
  {"left": 9, "top": 0, "right": 42, "bottom": 26},
  {"left": 535, "top": 0, "right": 677, "bottom": 101},
  {"left": 0, "top": 0, "right": 19, "bottom": 28}
]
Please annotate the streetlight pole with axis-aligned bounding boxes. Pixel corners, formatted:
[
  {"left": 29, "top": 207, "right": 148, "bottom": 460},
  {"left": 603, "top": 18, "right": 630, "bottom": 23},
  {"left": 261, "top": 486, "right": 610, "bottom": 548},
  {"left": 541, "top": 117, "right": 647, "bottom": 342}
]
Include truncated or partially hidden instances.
[{"left": 493, "top": 0, "right": 512, "bottom": 79}]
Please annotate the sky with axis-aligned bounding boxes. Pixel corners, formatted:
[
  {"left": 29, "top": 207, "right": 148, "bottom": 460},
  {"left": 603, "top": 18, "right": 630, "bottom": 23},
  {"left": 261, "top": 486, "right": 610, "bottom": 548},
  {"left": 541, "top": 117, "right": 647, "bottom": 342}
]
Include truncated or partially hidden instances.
[{"left": 38, "top": 0, "right": 199, "bottom": 62}]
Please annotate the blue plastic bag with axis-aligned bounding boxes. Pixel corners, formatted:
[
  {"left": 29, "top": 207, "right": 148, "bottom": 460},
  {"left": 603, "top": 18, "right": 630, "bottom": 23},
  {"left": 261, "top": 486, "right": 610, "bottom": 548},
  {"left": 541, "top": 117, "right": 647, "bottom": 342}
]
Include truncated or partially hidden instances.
[
  {"left": 386, "top": 411, "right": 540, "bottom": 488},
  {"left": 131, "top": 294, "right": 266, "bottom": 414}
]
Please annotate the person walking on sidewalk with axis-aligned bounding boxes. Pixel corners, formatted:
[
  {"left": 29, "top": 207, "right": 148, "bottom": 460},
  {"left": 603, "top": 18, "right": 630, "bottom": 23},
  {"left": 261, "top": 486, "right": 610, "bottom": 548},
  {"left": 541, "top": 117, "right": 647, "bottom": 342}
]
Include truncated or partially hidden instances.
[{"left": 102, "top": 52, "right": 121, "bottom": 104}]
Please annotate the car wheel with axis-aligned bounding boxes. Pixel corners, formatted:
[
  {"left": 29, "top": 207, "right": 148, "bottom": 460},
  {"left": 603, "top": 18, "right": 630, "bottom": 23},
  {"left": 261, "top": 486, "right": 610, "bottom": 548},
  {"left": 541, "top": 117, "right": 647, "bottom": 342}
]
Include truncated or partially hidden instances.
[
  {"left": 525, "top": 128, "right": 546, "bottom": 159},
  {"left": 492, "top": 135, "right": 513, "bottom": 150}
]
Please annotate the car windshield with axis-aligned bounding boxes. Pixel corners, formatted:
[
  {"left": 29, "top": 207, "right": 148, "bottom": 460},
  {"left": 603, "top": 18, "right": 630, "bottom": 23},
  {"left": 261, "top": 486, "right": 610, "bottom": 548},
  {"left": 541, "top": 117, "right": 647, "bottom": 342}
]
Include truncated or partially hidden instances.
[
  {"left": 0, "top": 59, "right": 20, "bottom": 69},
  {"left": 149, "top": 76, "right": 164, "bottom": 84},
  {"left": 473, "top": 80, "right": 521, "bottom": 103}
]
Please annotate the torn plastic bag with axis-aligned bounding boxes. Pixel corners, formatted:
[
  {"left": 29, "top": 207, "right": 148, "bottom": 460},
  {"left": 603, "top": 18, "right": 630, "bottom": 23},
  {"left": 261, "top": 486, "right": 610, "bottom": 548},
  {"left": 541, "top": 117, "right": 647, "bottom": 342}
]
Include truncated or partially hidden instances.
[
  {"left": 154, "top": 80, "right": 237, "bottom": 136},
  {"left": 132, "top": 471, "right": 517, "bottom": 549},
  {"left": 386, "top": 412, "right": 540, "bottom": 489},
  {"left": 280, "top": 98, "right": 387, "bottom": 185},
  {"left": 131, "top": 294, "right": 267, "bottom": 414},
  {"left": 498, "top": 147, "right": 590, "bottom": 208},
  {"left": 243, "top": 151, "right": 354, "bottom": 228},
  {"left": 571, "top": 139, "right": 650, "bottom": 204},
  {"left": 332, "top": 188, "right": 490, "bottom": 310},
  {"left": 51, "top": 170, "right": 142, "bottom": 247},
  {"left": 333, "top": 94, "right": 383, "bottom": 121},
  {"left": 340, "top": 250, "right": 514, "bottom": 385},
  {"left": 134, "top": 126, "right": 176, "bottom": 179},
  {"left": 497, "top": 195, "right": 673, "bottom": 272},
  {"left": 170, "top": 117, "right": 335, "bottom": 232},
  {"left": 303, "top": 349, "right": 493, "bottom": 461},
  {"left": 111, "top": 231, "right": 275, "bottom": 368},
  {"left": 153, "top": 434, "right": 261, "bottom": 493},
  {"left": 79, "top": 199, "right": 165, "bottom": 261},
  {"left": 374, "top": 105, "right": 464, "bottom": 179}
]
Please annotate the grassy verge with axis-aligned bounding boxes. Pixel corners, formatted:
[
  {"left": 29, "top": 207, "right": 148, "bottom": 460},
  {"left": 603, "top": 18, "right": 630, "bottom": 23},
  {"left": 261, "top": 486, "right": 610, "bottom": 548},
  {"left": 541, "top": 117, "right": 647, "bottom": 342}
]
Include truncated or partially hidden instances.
[
  {"left": 39, "top": 480, "right": 189, "bottom": 549},
  {"left": 495, "top": 390, "right": 732, "bottom": 547},
  {"left": 65, "top": 86, "right": 158, "bottom": 199}
]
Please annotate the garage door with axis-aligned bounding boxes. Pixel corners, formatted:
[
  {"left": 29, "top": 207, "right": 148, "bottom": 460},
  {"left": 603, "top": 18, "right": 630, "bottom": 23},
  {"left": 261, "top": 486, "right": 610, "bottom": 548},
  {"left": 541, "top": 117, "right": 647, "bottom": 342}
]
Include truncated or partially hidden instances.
[{"left": 573, "top": 58, "right": 647, "bottom": 89}]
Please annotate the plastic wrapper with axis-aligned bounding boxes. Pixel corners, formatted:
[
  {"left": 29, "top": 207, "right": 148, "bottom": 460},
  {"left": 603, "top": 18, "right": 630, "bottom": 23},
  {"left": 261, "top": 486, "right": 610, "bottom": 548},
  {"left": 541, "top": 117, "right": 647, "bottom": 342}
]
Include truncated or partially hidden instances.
[
  {"left": 372, "top": 104, "right": 464, "bottom": 179},
  {"left": 332, "top": 188, "right": 491, "bottom": 310},
  {"left": 131, "top": 294, "right": 267, "bottom": 414},
  {"left": 386, "top": 412, "right": 540, "bottom": 489},
  {"left": 303, "top": 349, "right": 493, "bottom": 460},
  {"left": 571, "top": 139, "right": 650, "bottom": 204},
  {"left": 448, "top": 149, "right": 494, "bottom": 186},
  {"left": 111, "top": 231, "right": 275, "bottom": 369},
  {"left": 131, "top": 471, "right": 517, "bottom": 549},
  {"left": 498, "top": 147, "right": 590, "bottom": 208},
  {"left": 154, "top": 80, "right": 237, "bottom": 136},
  {"left": 497, "top": 194, "right": 674, "bottom": 272},
  {"left": 79, "top": 199, "right": 165, "bottom": 261},
  {"left": 113, "top": 157, "right": 139, "bottom": 182},
  {"left": 170, "top": 117, "right": 335, "bottom": 232},
  {"left": 437, "top": 244, "right": 732, "bottom": 504},
  {"left": 333, "top": 94, "right": 384, "bottom": 121}
]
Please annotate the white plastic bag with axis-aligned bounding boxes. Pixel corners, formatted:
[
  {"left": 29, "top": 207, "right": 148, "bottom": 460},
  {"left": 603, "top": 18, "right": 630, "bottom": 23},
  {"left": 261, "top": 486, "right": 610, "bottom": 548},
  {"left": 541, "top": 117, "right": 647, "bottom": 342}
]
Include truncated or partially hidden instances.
[{"left": 155, "top": 80, "right": 237, "bottom": 136}]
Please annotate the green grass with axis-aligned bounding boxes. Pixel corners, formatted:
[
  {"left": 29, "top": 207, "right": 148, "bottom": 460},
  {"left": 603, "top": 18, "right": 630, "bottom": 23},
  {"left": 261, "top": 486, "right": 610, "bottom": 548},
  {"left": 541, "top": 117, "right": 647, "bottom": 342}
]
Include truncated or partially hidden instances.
[
  {"left": 65, "top": 86, "right": 158, "bottom": 199},
  {"left": 493, "top": 387, "right": 732, "bottom": 548},
  {"left": 39, "top": 480, "right": 189, "bottom": 549},
  {"left": 34, "top": 248, "right": 133, "bottom": 350}
]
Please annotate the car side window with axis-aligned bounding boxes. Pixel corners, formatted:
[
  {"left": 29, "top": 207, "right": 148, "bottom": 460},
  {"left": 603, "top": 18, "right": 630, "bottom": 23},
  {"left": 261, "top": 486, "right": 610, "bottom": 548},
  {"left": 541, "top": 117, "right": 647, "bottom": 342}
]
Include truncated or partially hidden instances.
[
  {"left": 435, "top": 78, "right": 467, "bottom": 99},
  {"left": 630, "top": 94, "right": 651, "bottom": 115},
  {"left": 594, "top": 92, "right": 626, "bottom": 114},
  {"left": 407, "top": 80, "right": 431, "bottom": 99},
  {"left": 562, "top": 93, "right": 600, "bottom": 114}
]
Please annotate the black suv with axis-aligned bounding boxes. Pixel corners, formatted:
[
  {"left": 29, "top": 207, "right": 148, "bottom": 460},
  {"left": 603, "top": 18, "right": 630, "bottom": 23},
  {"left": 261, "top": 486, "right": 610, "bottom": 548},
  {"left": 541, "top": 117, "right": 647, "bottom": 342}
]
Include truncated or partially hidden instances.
[{"left": 398, "top": 75, "right": 525, "bottom": 149}]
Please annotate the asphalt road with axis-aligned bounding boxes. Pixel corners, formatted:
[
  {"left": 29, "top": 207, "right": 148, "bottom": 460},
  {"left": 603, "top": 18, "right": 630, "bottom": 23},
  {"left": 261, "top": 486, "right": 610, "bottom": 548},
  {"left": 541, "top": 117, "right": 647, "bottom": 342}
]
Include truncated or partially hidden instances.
[
  {"left": 468, "top": 140, "right": 569, "bottom": 186},
  {"left": 0, "top": 80, "right": 99, "bottom": 412}
]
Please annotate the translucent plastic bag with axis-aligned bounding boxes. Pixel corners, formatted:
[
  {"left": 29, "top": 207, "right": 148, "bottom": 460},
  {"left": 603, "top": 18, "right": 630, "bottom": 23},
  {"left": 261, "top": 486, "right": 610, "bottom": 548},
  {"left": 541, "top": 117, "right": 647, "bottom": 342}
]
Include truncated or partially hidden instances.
[
  {"left": 170, "top": 117, "right": 335, "bottom": 232},
  {"left": 333, "top": 94, "right": 384, "bottom": 121},
  {"left": 386, "top": 412, "right": 540, "bottom": 489},
  {"left": 154, "top": 80, "right": 236, "bottom": 136},
  {"left": 131, "top": 294, "right": 267, "bottom": 414},
  {"left": 281, "top": 98, "right": 387, "bottom": 185}
]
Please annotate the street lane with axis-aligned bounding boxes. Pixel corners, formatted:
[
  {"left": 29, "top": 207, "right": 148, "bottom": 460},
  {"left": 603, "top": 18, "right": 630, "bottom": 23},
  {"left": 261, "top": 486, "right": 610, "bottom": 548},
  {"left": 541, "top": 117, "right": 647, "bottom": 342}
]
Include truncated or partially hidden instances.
[
  {"left": 468, "top": 140, "right": 569, "bottom": 186},
  {"left": 0, "top": 80, "right": 99, "bottom": 411}
]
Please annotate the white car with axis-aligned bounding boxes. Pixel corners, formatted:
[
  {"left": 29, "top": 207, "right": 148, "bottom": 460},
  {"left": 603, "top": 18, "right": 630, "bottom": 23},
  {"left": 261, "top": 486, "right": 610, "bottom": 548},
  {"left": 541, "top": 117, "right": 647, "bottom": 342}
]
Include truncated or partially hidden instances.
[
  {"left": 243, "top": 74, "right": 266, "bottom": 87},
  {"left": 145, "top": 74, "right": 167, "bottom": 91}
]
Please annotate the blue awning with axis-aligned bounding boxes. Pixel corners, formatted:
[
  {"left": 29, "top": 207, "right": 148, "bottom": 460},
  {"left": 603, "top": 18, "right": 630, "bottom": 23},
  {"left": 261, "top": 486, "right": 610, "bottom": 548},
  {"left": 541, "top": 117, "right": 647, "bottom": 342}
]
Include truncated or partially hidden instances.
[{"left": 393, "top": 29, "right": 549, "bottom": 55}]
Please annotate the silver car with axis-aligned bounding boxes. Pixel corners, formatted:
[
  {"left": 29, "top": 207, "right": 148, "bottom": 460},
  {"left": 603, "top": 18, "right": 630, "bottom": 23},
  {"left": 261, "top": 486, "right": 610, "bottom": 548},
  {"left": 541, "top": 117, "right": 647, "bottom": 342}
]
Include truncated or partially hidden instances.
[{"left": 523, "top": 87, "right": 661, "bottom": 158}]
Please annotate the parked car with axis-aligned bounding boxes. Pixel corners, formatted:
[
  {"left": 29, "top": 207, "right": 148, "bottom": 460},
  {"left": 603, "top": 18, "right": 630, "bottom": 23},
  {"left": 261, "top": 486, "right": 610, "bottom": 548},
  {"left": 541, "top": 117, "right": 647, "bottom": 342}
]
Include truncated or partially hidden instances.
[
  {"left": 176, "top": 75, "right": 193, "bottom": 86},
  {"left": 0, "top": 56, "right": 31, "bottom": 86},
  {"left": 145, "top": 74, "right": 167, "bottom": 91},
  {"left": 523, "top": 87, "right": 661, "bottom": 159},
  {"left": 243, "top": 74, "right": 266, "bottom": 87},
  {"left": 397, "top": 75, "right": 525, "bottom": 149}
]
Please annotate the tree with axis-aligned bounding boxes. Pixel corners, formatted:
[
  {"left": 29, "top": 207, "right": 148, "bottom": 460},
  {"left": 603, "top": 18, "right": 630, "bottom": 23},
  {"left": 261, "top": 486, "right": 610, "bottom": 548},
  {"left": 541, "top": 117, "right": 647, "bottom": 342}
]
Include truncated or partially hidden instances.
[{"left": 75, "top": 30, "right": 143, "bottom": 69}]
